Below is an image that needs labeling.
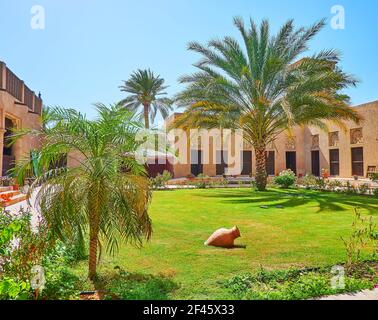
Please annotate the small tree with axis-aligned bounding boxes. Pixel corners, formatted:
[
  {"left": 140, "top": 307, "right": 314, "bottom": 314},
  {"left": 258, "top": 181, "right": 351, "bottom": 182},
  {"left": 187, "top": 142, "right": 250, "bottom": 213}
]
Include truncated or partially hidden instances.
[
  {"left": 150, "top": 170, "right": 172, "bottom": 189},
  {"left": 274, "top": 169, "right": 296, "bottom": 188},
  {"left": 11, "top": 104, "right": 152, "bottom": 280}
]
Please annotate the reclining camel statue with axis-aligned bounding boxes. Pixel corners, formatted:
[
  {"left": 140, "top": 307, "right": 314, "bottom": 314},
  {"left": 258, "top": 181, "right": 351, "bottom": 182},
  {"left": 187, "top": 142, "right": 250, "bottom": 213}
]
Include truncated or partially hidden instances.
[{"left": 204, "top": 226, "right": 241, "bottom": 248}]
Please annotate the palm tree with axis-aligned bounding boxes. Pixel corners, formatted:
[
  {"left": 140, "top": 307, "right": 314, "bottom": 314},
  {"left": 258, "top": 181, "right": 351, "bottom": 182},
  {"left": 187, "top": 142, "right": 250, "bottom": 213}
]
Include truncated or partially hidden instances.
[
  {"left": 174, "top": 17, "right": 360, "bottom": 191},
  {"left": 12, "top": 104, "right": 152, "bottom": 280},
  {"left": 120, "top": 69, "right": 173, "bottom": 129}
]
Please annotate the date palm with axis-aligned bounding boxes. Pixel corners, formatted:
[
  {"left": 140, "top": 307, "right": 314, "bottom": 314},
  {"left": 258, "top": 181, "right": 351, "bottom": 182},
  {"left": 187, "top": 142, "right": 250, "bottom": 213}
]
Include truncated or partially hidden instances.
[
  {"left": 120, "top": 69, "right": 173, "bottom": 129},
  {"left": 12, "top": 104, "right": 152, "bottom": 280},
  {"left": 175, "top": 17, "right": 360, "bottom": 190}
]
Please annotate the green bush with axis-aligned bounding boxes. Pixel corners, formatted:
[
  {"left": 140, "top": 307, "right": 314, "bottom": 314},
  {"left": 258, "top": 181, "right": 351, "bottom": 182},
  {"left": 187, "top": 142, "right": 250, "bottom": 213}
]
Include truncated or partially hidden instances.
[
  {"left": 105, "top": 269, "right": 178, "bottom": 300},
  {"left": 328, "top": 179, "right": 343, "bottom": 192},
  {"left": 369, "top": 173, "right": 378, "bottom": 182},
  {"left": 0, "top": 209, "right": 42, "bottom": 300},
  {"left": 358, "top": 183, "right": 370, "bottom": 195},
  {"left": 342, "top": 209, "right": 377, "bottom": 270},
  {"left": 274, "top": 169, "right": 296, "bottom": 188},
  {"left": 344, "top": 181, "right": 358, "bottom": 195},
  {"left": 38, "top": 240, "right": 84, "bottom": 299},
  {"left": 315, "top": 177, "right": 327, "bottom": 191},
  {"left": 222, "top": 265, "right": 374, "bottom": 300},
  {"left": 373, "top": 188, "right": 378, "bottom": 198},
  {"left": 0, "top": 208, "right": 83, "bottom": 300},
  {"left": 191, "top": 174, "right": 211, "bottom": 189},
  {"left": 0, "top": 277, "right": 30, "bottom": 300},
  {"left": 150, "top": 170, "right": 172, "bottom": 189},
  {"left": 297, "top": 174, "right": 317, "bottom": 189}
]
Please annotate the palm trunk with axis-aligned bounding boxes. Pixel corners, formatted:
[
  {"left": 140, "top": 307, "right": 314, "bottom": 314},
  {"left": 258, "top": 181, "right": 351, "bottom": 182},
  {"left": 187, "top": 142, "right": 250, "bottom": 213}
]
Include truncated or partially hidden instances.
[
  {"left": 143, "top": 103, "right": 150, "bottom": 129},
  {"left": 255, "top": 146, "right": 267, "bottom": 191},
  {"left": 88, "top": 230, "right": 98, "bottom": 280},
  {"left": 88, "top": 185, "right": 101, "bottom": 281}
]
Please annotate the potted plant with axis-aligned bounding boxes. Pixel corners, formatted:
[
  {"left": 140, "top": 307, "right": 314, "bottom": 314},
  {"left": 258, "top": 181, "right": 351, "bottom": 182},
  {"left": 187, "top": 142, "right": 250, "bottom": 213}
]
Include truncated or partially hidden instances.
[
  {"left": 1, "top": 176, "right": 13, "bottom": 187},
  {"left": 354, "top": 175, "right": 359, "bottom": 181},
  {"left": 321, "top": 169, "right": 330, "bottom": 179}
]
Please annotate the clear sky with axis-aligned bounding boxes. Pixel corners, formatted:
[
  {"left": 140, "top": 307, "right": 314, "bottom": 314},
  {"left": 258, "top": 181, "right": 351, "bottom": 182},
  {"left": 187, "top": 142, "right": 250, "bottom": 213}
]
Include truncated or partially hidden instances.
[{"left": 1, "top": 0, "right": 377, "bottom": 125}]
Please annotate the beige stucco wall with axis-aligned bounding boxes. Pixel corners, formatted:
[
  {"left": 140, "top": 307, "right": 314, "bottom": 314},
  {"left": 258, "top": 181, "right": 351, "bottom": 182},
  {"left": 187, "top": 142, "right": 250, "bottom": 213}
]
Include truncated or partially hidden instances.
[
  {"left": 0, "top": 90, "right": 41, "bottom": 175},
  {"left": 166, "top": 101, "right": 378, "bottom": 179},
  {"left": 304, "top": 101, "right": 378, "bottom": 177}
]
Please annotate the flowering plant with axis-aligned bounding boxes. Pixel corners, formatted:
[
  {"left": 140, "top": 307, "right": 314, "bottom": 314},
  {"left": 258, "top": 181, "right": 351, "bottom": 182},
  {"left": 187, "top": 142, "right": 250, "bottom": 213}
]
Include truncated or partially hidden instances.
[{"left": 274, "top": 169, "right": 296, "bottom": 188}]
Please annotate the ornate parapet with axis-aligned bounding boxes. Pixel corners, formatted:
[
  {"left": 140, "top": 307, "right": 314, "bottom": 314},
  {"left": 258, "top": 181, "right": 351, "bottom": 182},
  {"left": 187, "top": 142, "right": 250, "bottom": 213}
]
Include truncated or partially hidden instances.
[
  {"left": 350, "top": 128, "right": 363, "bottom": 144},
  {"left": 328, "top": 131, "right": 339, "bottom": 147},
  {"left": 285, "top": 136, "right": 296, "bottom": 150},
  {"left": 0, "top": 61, "right": 43, "bottom": 115},
  {"left": 311, "top": 134, "right": 319, "bottom": 149}
]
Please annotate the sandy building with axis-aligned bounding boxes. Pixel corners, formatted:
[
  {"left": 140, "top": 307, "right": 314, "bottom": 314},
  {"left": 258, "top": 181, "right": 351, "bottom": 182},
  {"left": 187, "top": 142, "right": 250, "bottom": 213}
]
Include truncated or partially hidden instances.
[
  {"left": 163, "top": 101, "right": 378, "bottom": 179},
  {"left": 0, "top": 61, "right": 42, "bottom": 176}
]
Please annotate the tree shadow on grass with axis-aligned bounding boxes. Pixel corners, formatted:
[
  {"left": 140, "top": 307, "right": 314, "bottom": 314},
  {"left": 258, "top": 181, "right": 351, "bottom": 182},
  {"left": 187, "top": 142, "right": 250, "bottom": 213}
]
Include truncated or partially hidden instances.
[
  {"left": 92, "top": 269, "right": 179, "bottom": 300},
  {"left": 198, "top": 189, "right": 378, "bottom": 214}
]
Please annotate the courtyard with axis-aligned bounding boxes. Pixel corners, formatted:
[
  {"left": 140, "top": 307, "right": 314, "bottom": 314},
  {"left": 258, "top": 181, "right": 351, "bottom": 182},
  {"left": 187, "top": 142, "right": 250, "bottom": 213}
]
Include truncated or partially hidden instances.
[{"left": 70, "top": 187, "right": 378, "bottom": 299}]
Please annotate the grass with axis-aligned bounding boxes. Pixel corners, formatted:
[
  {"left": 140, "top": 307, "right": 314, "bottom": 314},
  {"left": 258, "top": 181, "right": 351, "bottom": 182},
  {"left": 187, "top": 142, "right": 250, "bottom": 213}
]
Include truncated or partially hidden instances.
[{"left": 71, "top": 188, "right": 378, "bottom": 299}]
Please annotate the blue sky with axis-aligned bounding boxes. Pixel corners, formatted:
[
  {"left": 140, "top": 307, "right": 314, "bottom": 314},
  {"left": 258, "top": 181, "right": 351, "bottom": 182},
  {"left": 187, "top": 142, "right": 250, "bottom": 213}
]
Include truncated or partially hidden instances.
[{"left": 1, "top": 0, "right": 377, "bottom": 125}]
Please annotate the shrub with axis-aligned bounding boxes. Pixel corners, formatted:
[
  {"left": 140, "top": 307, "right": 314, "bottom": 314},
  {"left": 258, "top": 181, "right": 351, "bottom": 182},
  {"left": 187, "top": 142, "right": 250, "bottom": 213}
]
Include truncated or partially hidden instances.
[
  {"left": 105, "top": 269, "right": 178, "bottom": 300},
  {"left": 0, "top": 208, "right": 84, "bottom": 300},
  {"left": 369, "top": 173, "right": 378, "bottom": 182},
  {"left": 40, "top": 242, "right": 82, "bottom": 300},
  {"left": 297, "top": 174, "right": 317, "bottom": 189},
  {"left": 0, "top": 176, "right": 14, "bottom": 187},
  {"left": 328, "top": 180, "right": 343, "bottom": 192},
  {"left": 1, "top": 211, "right": 51, "bottom": 284},
  {"left": 314, "top": 177, "right": 327, "bottom": 191},
  {"left": 344, "top": 181, "right": 358, "bottom": 195},
  {"left": 274, "top": 169, "right": 296, "bottom": 188},
  {"left": 373, "top": 188, "right": 378, "bottom": 198},
  {"left": 0, "top": 208, "right": 48, "bottom": 299},
  {"left": 191, "top": 174, "right": 210, "bottom": 189},
  {"left": 150, "top": 170, "right": 172, "bottom": 189},
  {"left": 222, "top": 265, "right": 373, "bottom": 300},
  {"left": 358, "top": 183, "right": 370, "bottom": 195},
  {"left": 342, "top": 208, "right": 377, "bottom": 271}
]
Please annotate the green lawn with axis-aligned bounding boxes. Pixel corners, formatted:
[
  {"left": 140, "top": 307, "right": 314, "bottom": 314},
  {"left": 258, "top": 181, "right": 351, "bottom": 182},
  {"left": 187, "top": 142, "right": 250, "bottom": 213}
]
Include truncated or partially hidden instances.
[{"left": 73, "top": 188, "right": 378, "bottom": 299}]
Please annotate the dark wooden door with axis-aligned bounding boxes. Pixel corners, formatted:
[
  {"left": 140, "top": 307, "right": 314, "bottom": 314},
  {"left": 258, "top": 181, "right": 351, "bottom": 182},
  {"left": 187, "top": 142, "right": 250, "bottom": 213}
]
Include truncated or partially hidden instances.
[
  {"left": 191, "top": 150, "right": 203, "bottom": 176},
  {"left": 286, "top": 151, "right": 297, "bottom": 174},
  {"left": 266, "top": 151, "right": 275, "bottom": 176},
  {"left": 329, "top": 149, "right": 340, "bottom": 176},
  {"left": 241, "top": 151, "right": 252, "bottom": 175},
  {"left": 311, "top": 151, "right": 320, "bottom": 177},
  {"left": 216, "top": 150, "right": 228, "bottom": 175},
  {"left": 351, "top": 147, "right": 364, "bottom": 176}
]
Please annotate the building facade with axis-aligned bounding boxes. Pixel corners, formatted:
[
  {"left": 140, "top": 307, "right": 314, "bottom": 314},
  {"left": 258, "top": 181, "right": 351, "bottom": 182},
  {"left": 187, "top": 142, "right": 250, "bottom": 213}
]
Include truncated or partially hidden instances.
[
  {"left": 0, "top": 62, "right": 42, "bottom": 176},
  {"left": 164, "top": 100, "right": 378, "bottom": 179}
]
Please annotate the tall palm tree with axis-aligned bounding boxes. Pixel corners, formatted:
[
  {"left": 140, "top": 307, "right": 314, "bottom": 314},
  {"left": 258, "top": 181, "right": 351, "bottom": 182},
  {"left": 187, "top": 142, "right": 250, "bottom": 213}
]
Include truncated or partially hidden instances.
[
  {"left": 12, "top": 104, "right": 152, "bottom": 280},
  {"left": 120, "top": 69, "right": 173, "bottom": 129},
  {"left": 175, "top": 17, "right": 361, "bottom": 191}
]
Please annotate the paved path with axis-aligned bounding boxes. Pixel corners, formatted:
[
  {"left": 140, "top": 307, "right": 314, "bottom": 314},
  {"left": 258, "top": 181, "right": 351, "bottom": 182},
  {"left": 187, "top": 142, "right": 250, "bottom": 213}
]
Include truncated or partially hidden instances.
[
  {"left": 6, "top": 188, "right": 40, "bottom": 229},
  {"left": 319, "top": 288, "right": 378, "bottom": 300}
]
